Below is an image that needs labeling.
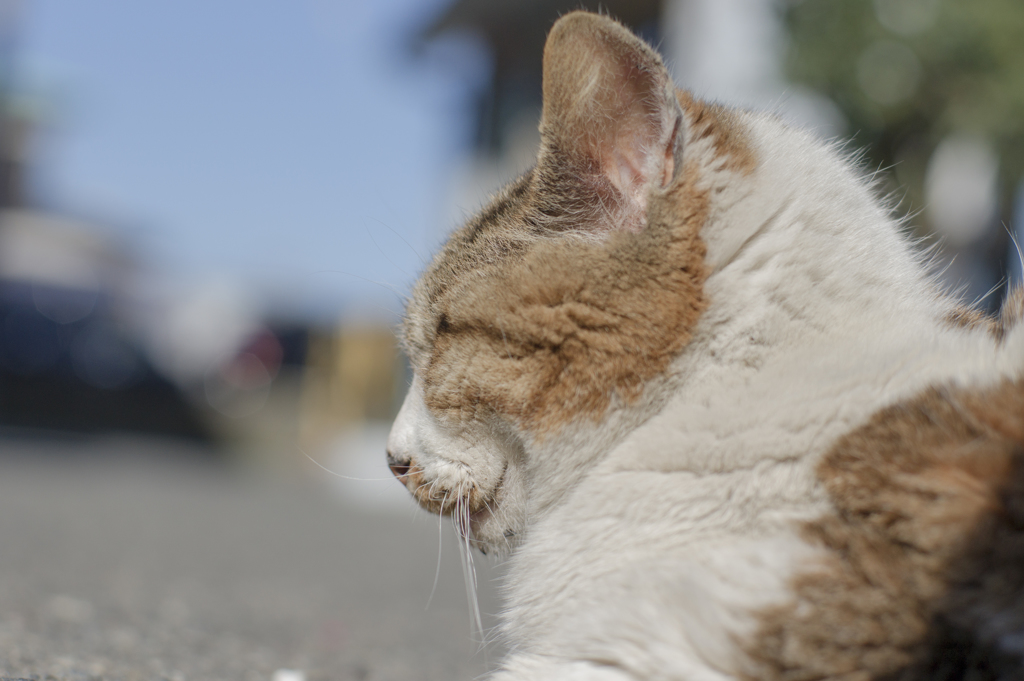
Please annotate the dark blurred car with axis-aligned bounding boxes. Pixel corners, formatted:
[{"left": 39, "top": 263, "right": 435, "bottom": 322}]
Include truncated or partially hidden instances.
[{"left": 0, "top": 279, "right": 213, "bottom": 440}]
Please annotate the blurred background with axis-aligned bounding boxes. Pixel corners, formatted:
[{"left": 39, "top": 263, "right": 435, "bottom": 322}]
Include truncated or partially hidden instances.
[{"left": 0, "top": 0, "right": 1021, "bottom": 679}]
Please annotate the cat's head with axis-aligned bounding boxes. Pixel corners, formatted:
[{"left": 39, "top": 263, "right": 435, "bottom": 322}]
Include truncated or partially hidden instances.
[{"left": 388, "top": 11, "right": 761, "bottom": 554}]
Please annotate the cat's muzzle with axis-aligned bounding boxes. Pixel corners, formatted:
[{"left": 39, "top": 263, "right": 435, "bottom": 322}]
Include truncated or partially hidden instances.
[{"left": 387, "top": 449, "right": 487, "bottom": 518}]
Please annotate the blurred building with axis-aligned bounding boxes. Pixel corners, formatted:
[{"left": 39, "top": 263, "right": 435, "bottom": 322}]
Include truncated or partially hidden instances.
[
  {"left": 423, "top": 0, "right": 662, "bottom": 157},
  {"left": 299, "top": 325, "right": 402, "bottom": 455},
  {"left": 424, "top": 0, "right": 662, "bottom": 225}
]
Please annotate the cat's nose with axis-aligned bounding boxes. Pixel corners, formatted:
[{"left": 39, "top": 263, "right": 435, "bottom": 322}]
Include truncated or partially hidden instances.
[{"left": 386, "top": 449, "right": 411, "bottom": 481}]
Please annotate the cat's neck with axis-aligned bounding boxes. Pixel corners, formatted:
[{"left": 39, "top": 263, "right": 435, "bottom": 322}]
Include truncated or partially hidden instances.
[{"left": 517, "top": 113, "right": 1011, "bottom": 523}]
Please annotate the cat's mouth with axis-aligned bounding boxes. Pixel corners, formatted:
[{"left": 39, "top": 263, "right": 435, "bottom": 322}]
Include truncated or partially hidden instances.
[
  {"left": 467, "top": 494, "right": 494, "bottom": 526},
  {"left": 391, "top": 453, "right": 519, "bottom": 555},
  {"left": 398, "top": 458, "right": 505, "bottom": 529}
]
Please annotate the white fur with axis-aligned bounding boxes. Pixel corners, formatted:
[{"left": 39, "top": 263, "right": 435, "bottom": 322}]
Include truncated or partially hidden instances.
[{"left": 389, "top": 107, "right": 1023, "bottom": 679}]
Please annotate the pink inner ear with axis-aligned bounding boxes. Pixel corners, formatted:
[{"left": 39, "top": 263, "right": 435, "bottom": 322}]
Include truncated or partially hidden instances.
[
  {"left": 538, "top": 14, "right": 676, "bottom": 234},
  {"left": 588, "top": 55, "right": 673, "bottom": 232},
  {"left": 598, "top": 101, "right": 665, "bottom": 232},
  {"left": 601, "top": 135, "right": 650, "bottom": 232}
]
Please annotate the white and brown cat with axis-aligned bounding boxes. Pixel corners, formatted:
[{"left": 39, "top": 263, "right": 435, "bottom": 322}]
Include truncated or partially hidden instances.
[{"left": 387, "top": 11, "right": 1024, "bottom": 680}]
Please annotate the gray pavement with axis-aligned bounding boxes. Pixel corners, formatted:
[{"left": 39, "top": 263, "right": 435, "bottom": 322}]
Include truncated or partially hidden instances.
[{"left": 0, "top": 436, "right": 504, "bottom": 681}]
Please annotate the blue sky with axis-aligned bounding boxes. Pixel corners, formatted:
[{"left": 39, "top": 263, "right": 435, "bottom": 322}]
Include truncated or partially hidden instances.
[{"left": 20, "top": 0, "right": 485, "bottom": 320}]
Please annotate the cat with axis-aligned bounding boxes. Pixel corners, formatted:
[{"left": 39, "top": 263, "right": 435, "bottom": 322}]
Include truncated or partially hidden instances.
[{"left": 386, "top": 11, "right": 1024, "bottom": 681}]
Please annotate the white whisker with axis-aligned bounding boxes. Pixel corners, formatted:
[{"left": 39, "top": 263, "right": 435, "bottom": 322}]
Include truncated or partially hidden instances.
[
  {"left": 365, "top": 222, "right": 413, "bottom": 280},
  {"left": 298, "top": 446, "right": 394, "bottom": 482},
  {"left": 366, "top": 216, "right": 427, "bottom": 265},
  {"left": 453, "top": 492, "right": 484, "bottom": 641},
  {"left": 309, "top": 268, "right": 409, "bottom": 305},
  {"left": 425, "top": 490, "right": 448, "bottom": 611},
  {"left": 1005, "top": 222, "right": 1024, "bottom": 283}
]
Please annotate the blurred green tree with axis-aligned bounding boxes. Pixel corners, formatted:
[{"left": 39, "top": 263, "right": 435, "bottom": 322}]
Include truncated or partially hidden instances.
[{"left": 784, "top": 0, "right": 1024, "bottom": 242}]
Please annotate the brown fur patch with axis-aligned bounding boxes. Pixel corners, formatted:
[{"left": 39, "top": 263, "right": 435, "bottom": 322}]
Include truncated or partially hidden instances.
[
  {"left": 746, "top": 379, "right": 1024, "bottom": 680},
  {"left": 401, "top": 13, "right": 728, "bottom": 436},
  {"left": 676, "top": 90, "right": 756, "bottom": 175},
  {"left": 999, "top": 285, "right": 1024, "bottom": 337},
  {"left": 945, "top": 305, "right": 998, "bottom": 337},
  {"left": 415, "top": 162, "right": 709, "bottom": 434},
  {"left": 945, "top": 285, "right": 1024, "bottom": 343}
]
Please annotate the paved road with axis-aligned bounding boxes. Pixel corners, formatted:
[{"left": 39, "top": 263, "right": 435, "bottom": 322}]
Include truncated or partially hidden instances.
[{"left": 0, "top": 436, "right": 504, "bottom": 681}]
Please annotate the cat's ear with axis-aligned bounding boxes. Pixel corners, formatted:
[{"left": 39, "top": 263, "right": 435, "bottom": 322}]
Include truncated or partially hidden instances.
[{"left": 537, "top": 12, "right": 681, "bottom": 233}]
